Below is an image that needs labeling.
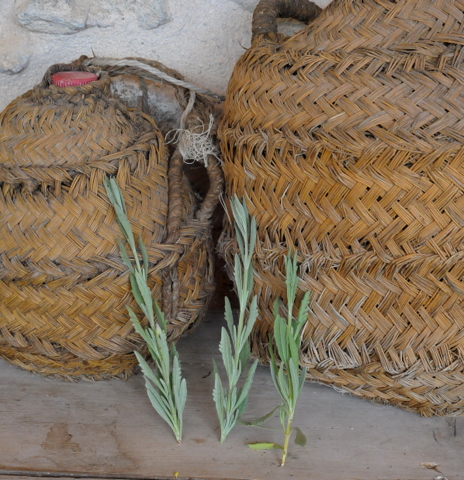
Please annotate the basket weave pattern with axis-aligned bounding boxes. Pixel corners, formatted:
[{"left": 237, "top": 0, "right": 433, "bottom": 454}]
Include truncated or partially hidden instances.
[
  {"left": 0, "top": 61, "right": 218, "bottom": 379},
  {"left": 219, "top": 0, "right": 464, "bottom": 415}
]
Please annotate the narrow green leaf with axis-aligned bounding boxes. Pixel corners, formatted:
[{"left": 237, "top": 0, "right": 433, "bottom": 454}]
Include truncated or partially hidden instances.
[
  {"left": 129, "top": 274, "right": 145, "bottom": 312},
  {"left": 156, "top": 325, "right": 170, "bottom": 376},
  {"left": 294, "top": 427, "right": 307, "bottom": 447},
  {"left": 224, "top": 296, "right": 234, "bottom": 333},
  {"left": 172, "top": 356, "right": 181, "bottom": 402},
  {"left": 134, "top": 351, "right": 158, "bottom": 384},
  {"left": 230, "top": 386, "right": 237, "bottom": 412},
  {"left": 288, "top": 335, "right": 300, "bottom": 373},
  {"left": 212, "top": 360, "right": 224, "bottom": 417},
  {"left": 289, "top": 359, "right": 300, "bottom": 409},
  {"left": 233, "top": 254, "right": 243, "bottom": 293},
  {"left": 277, "top": 364, "right": 290, "bottom": 402},
  {"left": 110, "top": 178, "right": 125, "bottom": 209},
  {"left": 219, "top": 328, "right": 234, "bottom": 382},
  {"left": 134, "top": 272, "right": 154, "bottom": 320},
  {"left": 153, "top": 299, "right": 167, "bottom": 331},
  {"left": 110, "top": 197, "right": 134, "bottom": 247},
  {"left": 279, "top": 406, "right": 287, "bottom": 430},
  {"left": 138, "top": 235, "right": 149, "bottom": 280},
  {"left": 231, "top": 196, "right": 247, "bottom": 255},
  {"left": 170, "top": 342, "right": 180, "bottom": 364},
  {"left": 240, "top": 405, "right": 280, "bottom": 427},
  {"left": 238, "top": 338, "right": 250, "bottom": 371},
  {"left": 274, "top": 315, "right": 289, "bottom": 363},
  {"left": 155, "top": 374, "right": 172, "bottom": 400},
  {"left": 178, "top": 378, "right": 187, "bottom": 414},
  {"left": 117, "top": 239, "right": 134, "bottom": 273},
  {"left": 235, "top": 233, "right": 245, "bottom": 264},
  {"left": 145, "top": 328, "right": 161, "bottom": 361},
  {"left": 146, "top": 383, "right": 176, "bottom": 427},
  {"left": 236, "top": 395, "right": 248, "bottom": 420},
  {"left": 235, "top": 359, "right": 258, "bottom": 408},
  {"left": 243, "top": 295, "right": 258, "bottom": 341},
  {"left": 212, "top": 357, "right": 221, "bottom": 380},
  {"left": 104, "top": 177, "right": 122, "bottom": 213},
  {"left": 297, "top": 291, "right": 311, "bottom": 327},
  {"left": 268, "top": 341, "right": 278, "bottom": 388},
  {"left": 285, "top": 252, "right": 298, "bottom": 306},
  {"left": 248, "top": 443, "right": 283, "bottom": 450},
  {"left": 245, "top": 266, "right": 254, "bottom": 298},
  {"left": 249, "top": 216, "right": 257, "bottom": 262},
  {"left": 127, "top": 307, "right": 145, "bottom": 337}
]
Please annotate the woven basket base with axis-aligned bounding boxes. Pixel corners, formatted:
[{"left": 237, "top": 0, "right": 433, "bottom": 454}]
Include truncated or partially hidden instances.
[
  {"left": 0, "top": 346, "right": 140, "bottom": 381},
  {"left": 220, "top": 231, "right": 464, "bottom": 417},
  {"left": 304, "top": 367, "right": 464, "bottom": 418},
  {"left": 249, "top": 340, "right": 464, "bottom": 417}
]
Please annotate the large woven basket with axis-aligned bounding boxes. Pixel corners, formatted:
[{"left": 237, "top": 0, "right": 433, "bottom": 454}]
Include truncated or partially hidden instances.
[
  {"left": 219, "top": 0, "right": 464, "bottom": 416},
  {"left": 0, "top": 58, "right": 222, "bottom": 380}
]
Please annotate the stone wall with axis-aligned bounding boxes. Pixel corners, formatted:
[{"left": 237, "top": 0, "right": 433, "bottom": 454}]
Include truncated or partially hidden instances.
[{"left": 0, "top": 0, "right": 331, "bottom": 112}]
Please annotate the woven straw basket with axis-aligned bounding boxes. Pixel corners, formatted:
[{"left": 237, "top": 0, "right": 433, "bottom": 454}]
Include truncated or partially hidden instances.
[
  {"left": 0, "top": 58, "right": 222, "bottom": 380},
  {"left": 219, "top": 0, "right": 464, "bottom": 416}
]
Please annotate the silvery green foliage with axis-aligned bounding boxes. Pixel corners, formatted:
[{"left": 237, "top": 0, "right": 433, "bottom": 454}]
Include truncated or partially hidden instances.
[
  {"left": 213, "top": 196, "right": 259, "bottom": 443},
  {"left": 248, "top": 252, "right": 310, "bottom": 466},
  {"left": 104, "top": 176, "right": 186, "bottom": 444}
]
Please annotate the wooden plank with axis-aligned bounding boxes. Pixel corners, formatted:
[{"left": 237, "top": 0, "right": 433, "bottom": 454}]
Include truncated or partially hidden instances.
[
  {"left": 0, "top": 473, "right": 214, "bottom": 480},
  {"left": 0, "top": 312, "right": 462, "bottom": 480},
  {"left": 0, "top": 477, "right": 454, "bottom": 480},
  {"left": 0, "top": 476, "right": 200, "bottom": 480}
]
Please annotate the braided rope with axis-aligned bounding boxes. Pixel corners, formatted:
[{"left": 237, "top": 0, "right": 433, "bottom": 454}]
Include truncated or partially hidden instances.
[{"left": 84, "top": 57, "right": 224, "bottom": 101}]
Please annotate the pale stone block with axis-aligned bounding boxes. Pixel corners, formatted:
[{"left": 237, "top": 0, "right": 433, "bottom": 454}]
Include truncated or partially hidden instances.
[
  {"left": 17, "top": 0, "right": 170, "bottom": 34},
  {"left": 17, "top": 0, "right": 88, "bottom": 34},
  {"left": 0, "top": 36, "right": 31, "bottom": 74},
  {"left": 132, "top": 0, "right": 170, "bottom": 30},
  {"left": 230, "top": 0, "right": 257, "bottom": 12},
  {"left": 0, "top": 52, "right": 31, "bottom": 74},
  {"left": 86, "top": 0, "right": 170, "bottom": 30}
]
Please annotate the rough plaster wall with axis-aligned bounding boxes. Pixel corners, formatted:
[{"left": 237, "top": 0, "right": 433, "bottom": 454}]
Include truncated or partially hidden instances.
[{"left": 0, "top": 0, "right": 332, "bottom": 112}]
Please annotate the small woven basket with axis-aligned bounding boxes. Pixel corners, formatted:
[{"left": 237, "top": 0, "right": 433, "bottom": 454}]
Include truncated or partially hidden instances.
[
  {"left": 219, "top": 0, "right": 464, "bottom": 416},
  {"left": 0, "top": 58, "right": 222, "bottom": 380}
]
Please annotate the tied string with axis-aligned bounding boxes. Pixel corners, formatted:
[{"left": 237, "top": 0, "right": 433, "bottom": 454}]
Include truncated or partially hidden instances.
[{"left": 166, "top": 91, "right": 221, "bottom": 167}]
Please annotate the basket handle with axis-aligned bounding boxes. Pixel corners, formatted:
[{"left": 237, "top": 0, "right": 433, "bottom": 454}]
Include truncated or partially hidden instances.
[
  {"left": 164, "top": 149, "right": 223, "bottom": 243},
  {"left": 252, "top": 0, "right": 322, "bottom": 44},
  {"left": 195, "top": 156, "right": 224, "bottom": 223},
  {"left": 161, "top": 148, "right": 223, "bottom": 325}
]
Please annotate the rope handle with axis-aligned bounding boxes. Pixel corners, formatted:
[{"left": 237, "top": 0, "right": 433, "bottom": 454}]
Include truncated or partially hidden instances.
[
  {"left": 63, "top": 56, "right": 223, "bottom": 249},
  {"left": 252, "top": 0, "right": 322, "bottom": 44},
  {"left": 73, "top": 56, "right": 223, "bottom": 237},
  {"left": 165, "top": 148, "right": 223, "bottom": 244},
  {"left": 161, "top": 148, "right": 223, "bottom": 323},
  {"left": 195, "top": 154, "right": 224, "bottom": 223}
]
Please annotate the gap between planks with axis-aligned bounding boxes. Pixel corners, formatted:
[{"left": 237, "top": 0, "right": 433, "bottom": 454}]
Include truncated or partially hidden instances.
[{"left": 0, "top": 469, "right": 240, "bottom": 480}]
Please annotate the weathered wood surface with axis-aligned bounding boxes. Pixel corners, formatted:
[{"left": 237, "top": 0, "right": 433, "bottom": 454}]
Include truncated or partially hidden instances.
[{"left": 0, "top": 312, "right": 462, "bottom": 480}]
